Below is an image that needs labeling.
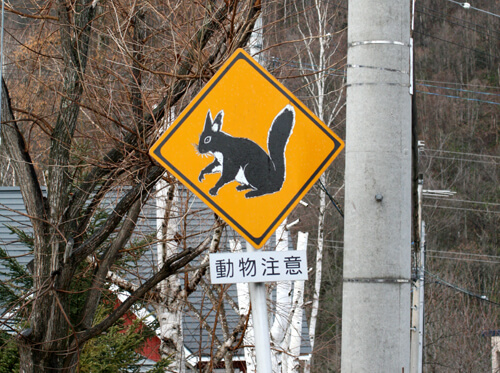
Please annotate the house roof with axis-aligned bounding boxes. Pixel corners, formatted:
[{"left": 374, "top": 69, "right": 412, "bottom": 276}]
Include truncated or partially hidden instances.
[
  {"left": 0, "top": 186, "right": 311, "bottom": 360},
  {"left": 482, "top": 330, "right": 500, "bottom": 337}
]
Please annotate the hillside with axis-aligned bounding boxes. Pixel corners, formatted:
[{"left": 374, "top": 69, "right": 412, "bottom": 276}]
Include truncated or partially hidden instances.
[
  {"left": 262, "top": 1, "right": 499, "bottom": 371},
  {"left": 414, "top": 0, "right": 499, "bottom": 371}
]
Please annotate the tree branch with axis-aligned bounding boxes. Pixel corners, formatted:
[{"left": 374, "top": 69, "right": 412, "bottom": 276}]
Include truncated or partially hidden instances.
[
  {"left": 67, "top": 1, "right": 234, "bottom": 228},
  {"left": 204, "top": 312, "right": 249, "bottom": 372},
  {"left": 49, "top": 0, "right": 97, "bottom": 225},
  {"left": 81, "top": 198, "right": 143, "bottom": 329},
  {"left": 184, "top": 216, "right": 224, "bottom": 296},
  {"left": 74, "top": 234, "right": 212, "bottom": 346},
  {"left": 71, "top": 165, "right": 163, "bottom": 263},
  {"left": 0, "top": 78, "right": 47, "bottom": 245}
]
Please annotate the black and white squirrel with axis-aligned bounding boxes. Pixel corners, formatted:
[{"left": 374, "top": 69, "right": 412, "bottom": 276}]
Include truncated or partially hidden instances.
[{"left": 197, "top": 104, "right": 295, "bottom": 198}]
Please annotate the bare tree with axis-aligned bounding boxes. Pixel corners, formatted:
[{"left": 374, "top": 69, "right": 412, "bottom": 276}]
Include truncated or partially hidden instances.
[
  {"left": 288, "top": 1, "right": 346, "bottom": 371},
  {"left": 0, "top": 0, "right": 262, "bottom": 371}
]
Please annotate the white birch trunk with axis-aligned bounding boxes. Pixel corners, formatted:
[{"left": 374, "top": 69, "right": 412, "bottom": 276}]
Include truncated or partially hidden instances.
[
  {"left": 294, "top": 2, "right": 343, "bottom": 371},
  {"left": 283, "top": 232, "right": 308, "bottom": 373},
  {"left": 156, "top": 180, "right": 185, "bottom": 373},
  {"left": 249, "top": 16, "right": 263, "bottom": 65},
  {"left": 304, "top": 174, "right": 326, "bottom": 373},
  {"left": 231, "top": 239, "right": 256, "bottom": 373},
  {"left": 270, "top": 220, "right": 292, "bottom": 372}
]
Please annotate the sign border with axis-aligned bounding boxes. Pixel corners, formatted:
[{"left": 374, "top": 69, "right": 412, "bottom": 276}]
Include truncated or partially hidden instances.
[{"left": 151, "top": 49, "right": 344, "bottom": 247}]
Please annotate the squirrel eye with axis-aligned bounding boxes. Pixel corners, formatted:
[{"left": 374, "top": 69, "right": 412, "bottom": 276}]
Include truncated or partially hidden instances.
[{"left": 204, "top": 136, "right": 211, "bottom": 144}]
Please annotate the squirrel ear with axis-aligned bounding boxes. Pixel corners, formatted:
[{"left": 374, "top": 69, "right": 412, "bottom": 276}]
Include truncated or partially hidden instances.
[
  {"left": 205, "top": 110, "right": 213, "bottom": 130},
  {"left": 212, "top": 111, "right": 224, "bottom": 132}
]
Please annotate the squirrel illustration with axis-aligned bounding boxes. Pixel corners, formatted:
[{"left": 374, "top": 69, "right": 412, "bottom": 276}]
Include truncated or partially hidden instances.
[{"left": 197, "top": 104, "right": 295, "bottom": 198}]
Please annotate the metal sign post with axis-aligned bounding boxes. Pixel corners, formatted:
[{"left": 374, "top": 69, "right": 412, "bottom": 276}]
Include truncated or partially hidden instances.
[{"left": 246, "top": 241, "right": 273, "bottom": 372}]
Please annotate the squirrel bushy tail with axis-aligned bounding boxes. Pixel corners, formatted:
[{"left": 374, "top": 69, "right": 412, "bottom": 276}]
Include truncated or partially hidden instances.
[{"left": 267, "top": 104, "right": 295, "bottom": 182}]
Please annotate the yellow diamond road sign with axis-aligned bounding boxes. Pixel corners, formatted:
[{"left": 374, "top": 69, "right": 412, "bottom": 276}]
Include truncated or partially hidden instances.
[{"left": 150, "top": 49, "right": 344, "bottom": 248}]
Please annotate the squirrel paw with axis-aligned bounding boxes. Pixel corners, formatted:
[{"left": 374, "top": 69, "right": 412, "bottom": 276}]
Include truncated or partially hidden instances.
[
  {"left": 209, "top": 187, "right": 219, "bottom": 196},
  {"left": 198, "top": 173, "right": 205, "bottom": 182},
  {"left": 236, "top": 184, "right": 252, "bottom": 191}
]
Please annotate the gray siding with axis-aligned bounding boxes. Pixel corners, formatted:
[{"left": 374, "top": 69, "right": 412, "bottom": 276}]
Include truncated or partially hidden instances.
[{"left": 0, "top": 187, "right": 34, "bottom": 270}]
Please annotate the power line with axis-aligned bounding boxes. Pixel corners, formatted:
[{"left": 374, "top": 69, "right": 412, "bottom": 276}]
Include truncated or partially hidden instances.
[
  {"left": 414, "top": 30, "right": 498, "bottom": 61},
  {"left": 422, "top": 204, "right": 500, "bottom": 214},
  {"left": 424, "top": 197, "right": 500, "bottom": 207},
  {"left": 424, "top": 148, "right": 500, "bottom": 160},
  {"left": 426, "top": 270, "right": 500, "bottom": 306},
  {"left": 416, "top": 5, "right": 500, "bottom": 40},
  {"left": 323, "top": 239, "right": 344, "bottom": 244},
  {"left": 428, "top": 250, "right": 500, "bottom": 259},
  {"left": 318, "top": 179, "right": 344, "bottom": 218},
  {"left": 417, "top": 83, "right": 500, "bottom": 98},
  {"left": 417, "top": 79, "right": 500, "bottom": 90},
  {"left": 264, "top": 55, "right": 345, "bottom": 77},
  {"left": 416, "top": 90, "right": 500, "bottom": 106},
  {"left": 427, "top": 255, "right": 500, "bottom": 265},
  {"left": 443, "top": 0, "right": 500, "bottom": 19},
  {"left": 420, "top": 154, "right": 499, "bottom": 165}
]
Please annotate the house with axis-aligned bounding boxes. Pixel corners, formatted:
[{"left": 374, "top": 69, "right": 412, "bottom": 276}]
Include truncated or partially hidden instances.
[
  {"left": 482, "top": 330, "right": 500, "bottom": 373},
  {"left": 0, "top": 186, "right": 311, "bottom": 371}
]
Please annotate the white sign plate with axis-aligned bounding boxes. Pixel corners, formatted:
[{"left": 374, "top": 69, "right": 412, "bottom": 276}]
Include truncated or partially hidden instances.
[{"left": 209, "top": 251, "right": 308, "bottom": 284}]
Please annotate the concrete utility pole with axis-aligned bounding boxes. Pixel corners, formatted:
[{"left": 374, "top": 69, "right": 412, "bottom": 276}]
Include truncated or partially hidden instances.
[{"left": 342, "top": 0, "right": 412, "bottom": 372}]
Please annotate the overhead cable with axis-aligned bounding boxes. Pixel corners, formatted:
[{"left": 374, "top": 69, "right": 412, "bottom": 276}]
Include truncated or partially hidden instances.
[
  {"left": 427, "top": 255, "right": 500, "bottom": 265},
  {"left": 318, "top": 179, "right": 344, "bottom": 219},
  {"left": 420, "top": 154, "right": 499, "bottom": 165},
  {"left": 422, "top": 204, "right": 500, "bottom": 214},
  {"left": 424, "top": 197, "right": 500, "bottom": 207},
  {"left": 428, "top": 249, "right": 500, "bottom": 260},
  {"left": 424, "top": 148, "right": 500, "bottom": 159},
  {"left": 444, "top": 0, "right": 500, "bottom": 19},
  {"left": 417, "top": 83, "right": 500, "bottom": 97},
  {"left": 417, "top": 79, "right": 500, "bottom": 89},
  {"left": 426, "top": 270, "right": 500, "bottom": 306},
  {"left": 416, "top": 6, "right": 500, "bottom": 39},
  {"left": 416, "top": 90, "right": 500, "bottom": 105}
]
